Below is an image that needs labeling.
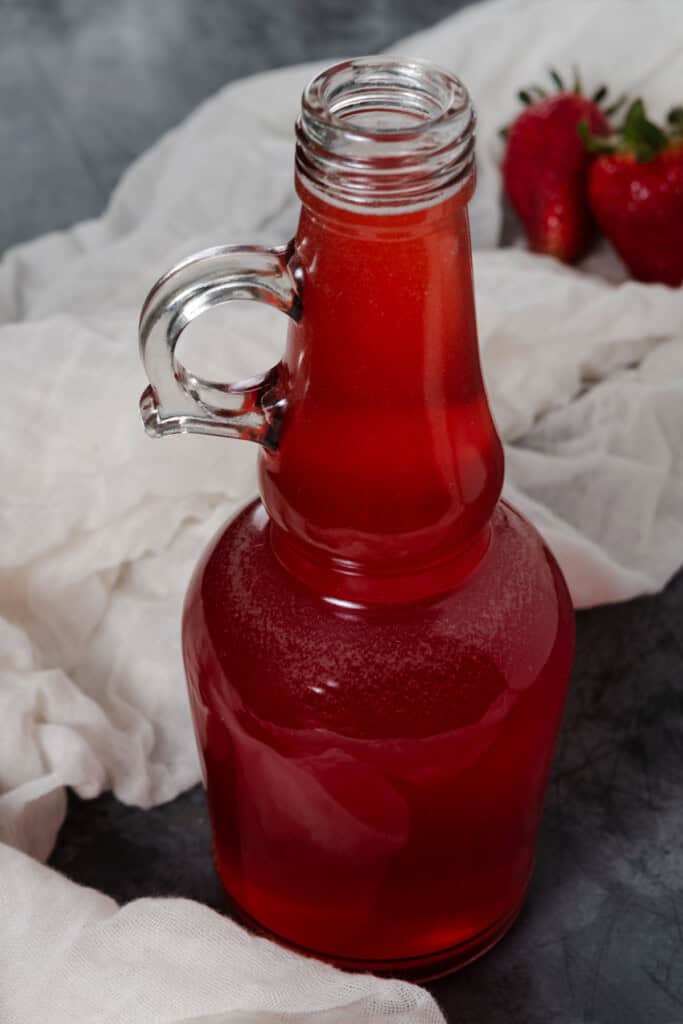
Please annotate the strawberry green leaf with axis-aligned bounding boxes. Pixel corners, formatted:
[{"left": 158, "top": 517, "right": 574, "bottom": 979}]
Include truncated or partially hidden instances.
[
  {"left": 668, "top": 106, "right": 683, "bottom": 135},
  {"left": 577, "top": 119, "right": 616, "bottom": 154},
  {"left": 548, "top": 68, "right": 564, "bottom": 92},
  {"left": 604, "top": 94, "right": 627, "bottom": 117},
  {"left": 623, "top": 99, "right": 668, "bottom": 161}
]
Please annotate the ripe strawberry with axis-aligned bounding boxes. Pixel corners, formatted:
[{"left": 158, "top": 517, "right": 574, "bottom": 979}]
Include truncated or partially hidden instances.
[
  {"left": 582, "top": 101, "right": 683, "bottom": 286},
  {"left": 502, "top": 70, "right": 619, "bottom": 262}
]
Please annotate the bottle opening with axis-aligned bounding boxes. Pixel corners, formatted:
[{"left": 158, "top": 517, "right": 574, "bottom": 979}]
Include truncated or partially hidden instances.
[{"left": 296, "top": 57, "right": 476, "bottom": 213}]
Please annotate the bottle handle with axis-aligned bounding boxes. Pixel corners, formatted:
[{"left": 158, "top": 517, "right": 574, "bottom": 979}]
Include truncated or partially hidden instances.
[{"left": 138, "top": 242, "right": 300, "bottom": 449}]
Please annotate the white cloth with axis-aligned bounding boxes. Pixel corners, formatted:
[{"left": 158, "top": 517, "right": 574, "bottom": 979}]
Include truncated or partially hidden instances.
[
  {"left": 0, "top": 843, "right": 444, "bottom": 1024},
  {"left": 1, "top": 0, "right": 683, "bottom": 1020}
]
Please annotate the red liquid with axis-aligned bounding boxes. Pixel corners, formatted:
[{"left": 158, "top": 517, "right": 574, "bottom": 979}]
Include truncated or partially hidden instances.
[
  {"left": 182, "top": 184, "right": 575, "bottom": 977},
  {"left": 261, "top": 183, "right": 505, "bottom": 581}
]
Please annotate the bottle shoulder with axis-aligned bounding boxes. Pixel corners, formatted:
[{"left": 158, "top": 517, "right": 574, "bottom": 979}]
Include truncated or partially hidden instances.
[
  {"left": 183, "top": 499, "right": 574, "bottom": 741},
  {"left": 189, "top": 497, "right": 570, "bottom": 617}
]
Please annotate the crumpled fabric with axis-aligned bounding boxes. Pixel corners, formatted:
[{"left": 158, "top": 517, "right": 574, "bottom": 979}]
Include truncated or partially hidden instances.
[
  {"left": 1, "top": 0, "right": 682, "bottom": 1020},
  {"left": 0, "top": 843, "right": 444, "bottom": 1024}
]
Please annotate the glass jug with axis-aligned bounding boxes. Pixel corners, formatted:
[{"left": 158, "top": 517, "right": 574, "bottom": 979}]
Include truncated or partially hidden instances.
[{"left": 138, "top": 57, "right": 575, "bottom": 980}]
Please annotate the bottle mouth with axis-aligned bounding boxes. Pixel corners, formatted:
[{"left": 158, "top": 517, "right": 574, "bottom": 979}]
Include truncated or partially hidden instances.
[{"left": 295, "top": 57, "right": 476, "bottom": 213}]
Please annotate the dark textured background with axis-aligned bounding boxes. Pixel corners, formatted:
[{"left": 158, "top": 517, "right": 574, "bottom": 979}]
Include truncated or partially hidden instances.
[
  {"left": 0, "top": 0, "right": 474, "bottom": 252},
  {"left": 4, "top": 1, "right": 682, "bottom": 1021}
]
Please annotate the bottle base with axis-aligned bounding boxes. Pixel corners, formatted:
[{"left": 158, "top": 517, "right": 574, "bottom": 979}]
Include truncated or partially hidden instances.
[{"left": 225, "top": 892, "right": 524, "bottom": 982}]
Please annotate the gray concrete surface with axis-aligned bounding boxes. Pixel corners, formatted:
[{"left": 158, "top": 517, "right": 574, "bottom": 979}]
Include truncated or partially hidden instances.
[{"left": 0, "top": 0, "right": 474, "bottom": 252}]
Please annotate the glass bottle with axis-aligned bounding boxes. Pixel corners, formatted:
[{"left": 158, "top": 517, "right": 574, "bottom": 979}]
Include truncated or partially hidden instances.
[{"left": 138, "top": 57, "right": 575, "bottom": 980}]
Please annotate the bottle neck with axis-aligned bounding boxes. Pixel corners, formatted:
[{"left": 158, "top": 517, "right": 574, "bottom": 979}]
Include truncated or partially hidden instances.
[{"left": 258, "top": 181, "right": 504, "bottom": 603}]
